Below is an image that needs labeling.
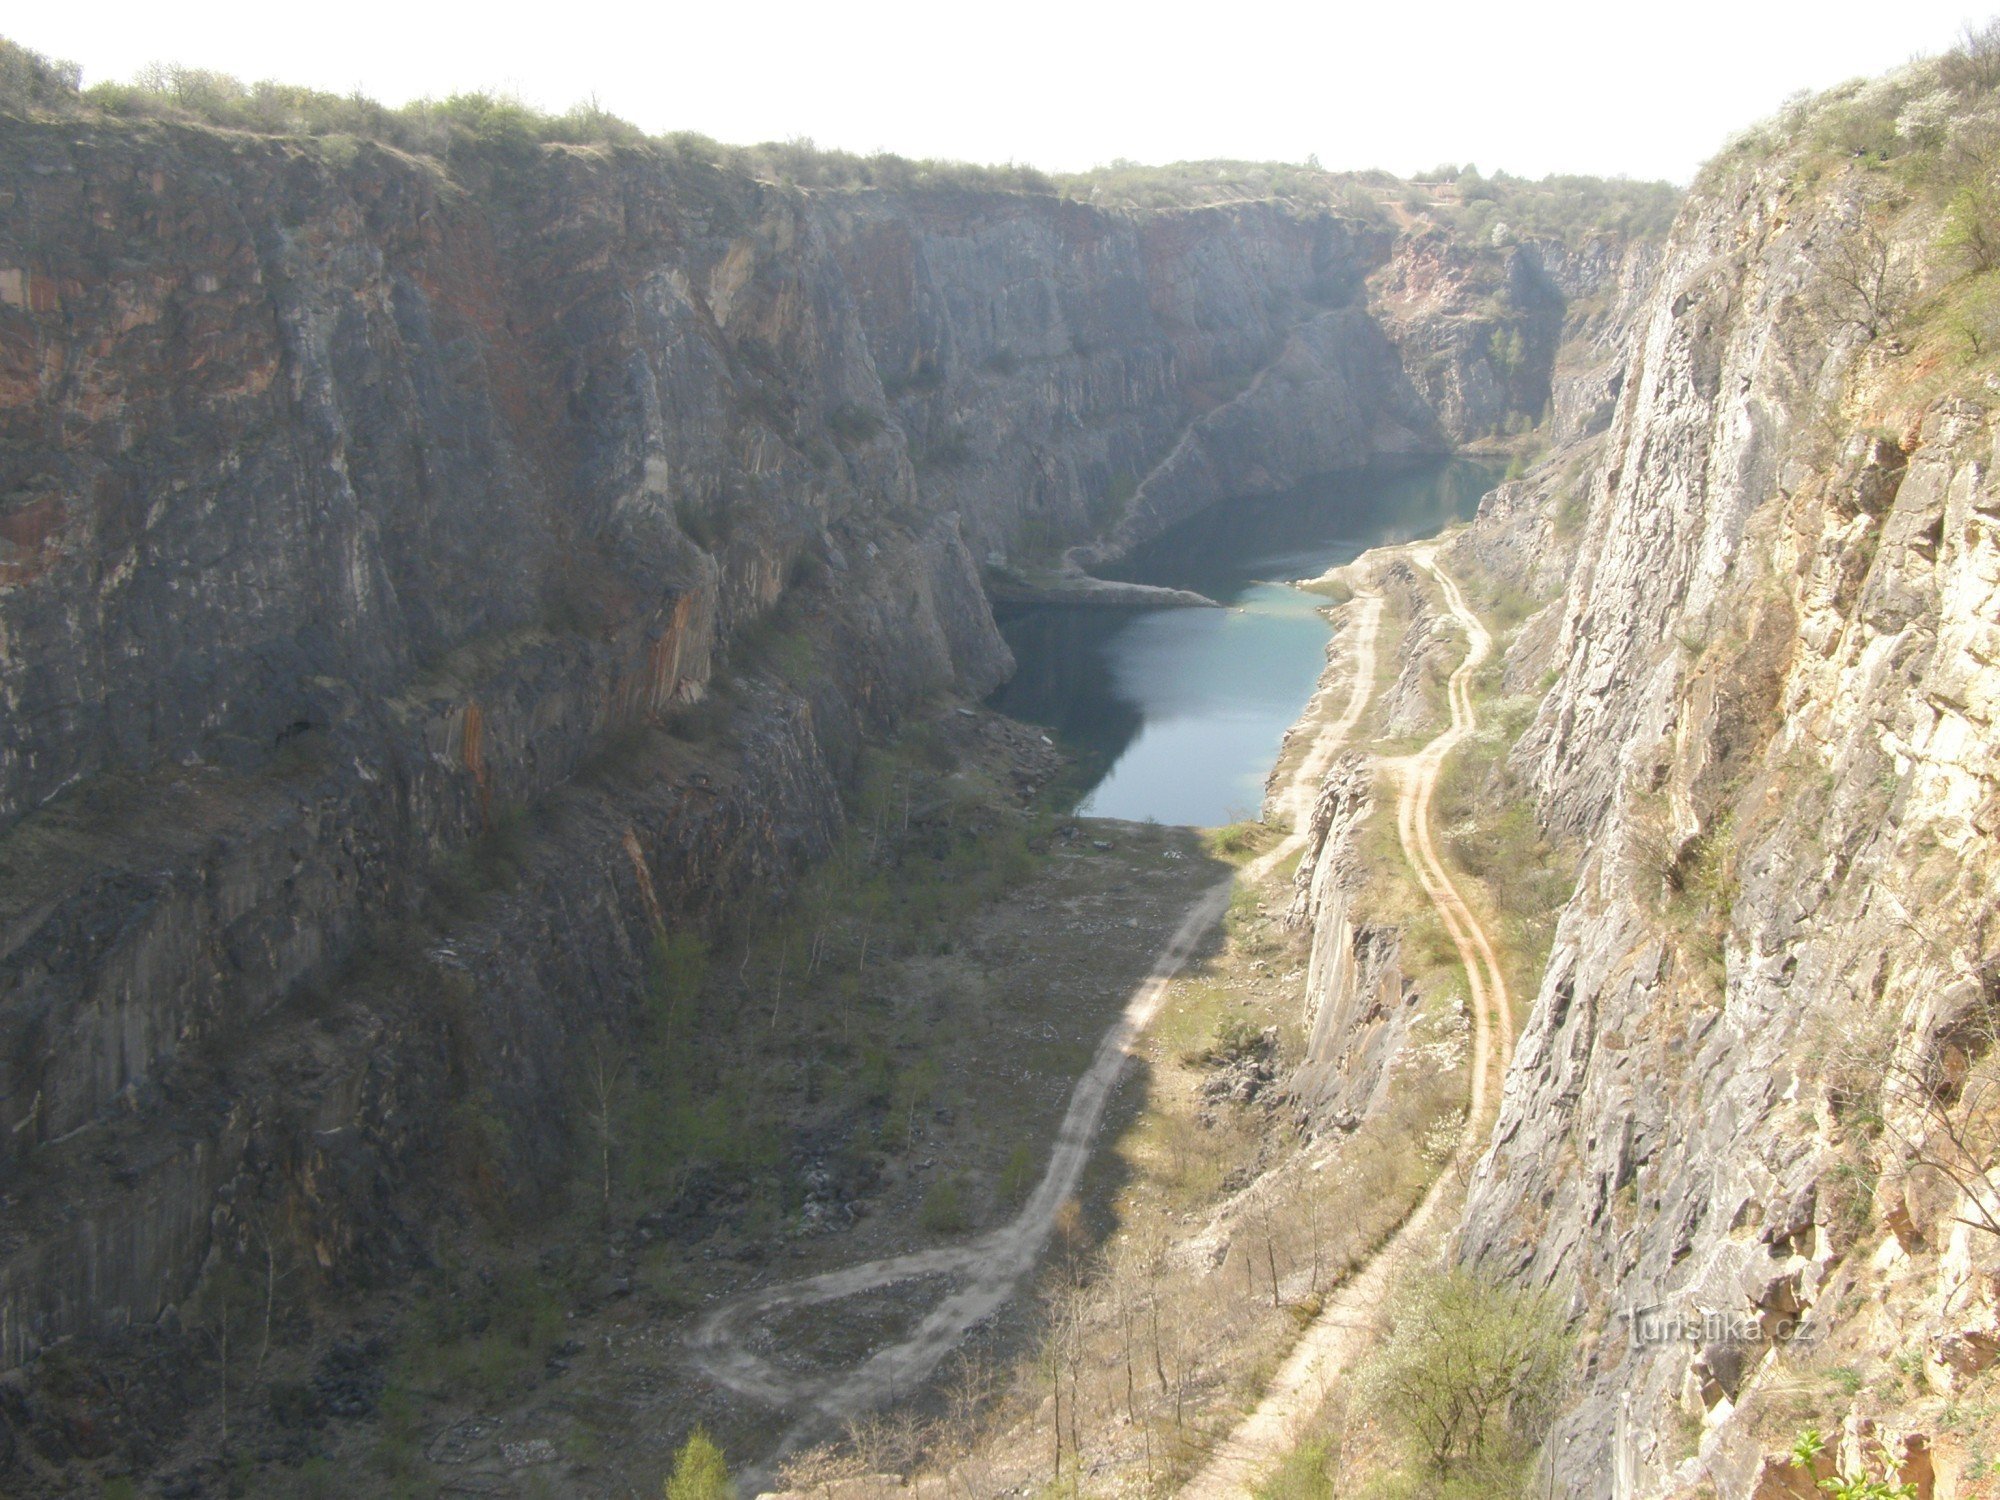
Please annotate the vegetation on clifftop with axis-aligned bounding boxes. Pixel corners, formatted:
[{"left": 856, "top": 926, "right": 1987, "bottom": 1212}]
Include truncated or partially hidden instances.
[
  {"left": 0, "top": 34, "right": 1674, "bottom": 233},
  {"left": 1053, "top": 158, "right": 1679, "bottom": 245},
  {"left": 0, "top": 36, "right": 1059, "bottom": 192}
]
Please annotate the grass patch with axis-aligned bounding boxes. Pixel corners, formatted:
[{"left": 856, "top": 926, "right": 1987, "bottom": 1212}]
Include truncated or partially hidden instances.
[
  {"left": 397, "top": 1259, "right": 570, "bottom": 1403},
  {"left": 1204, "top": 819, "right": 1279, "bottom": 864},
  {"left": 1433, "top": 700, "right": 1572, "bottom": 1006},
  {"left": 917, "top": 1174, "right": 974, "bottom": 1234},
  {"left": 1298, "top": 576, "right": 1356, "bottom": 604}
]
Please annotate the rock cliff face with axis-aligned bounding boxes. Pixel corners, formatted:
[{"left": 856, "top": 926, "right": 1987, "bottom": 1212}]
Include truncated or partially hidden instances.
[
  {"left": 1286, "top": 748, "right": 1418, "bottom": 1128},
  {"left": 821, "top": 193, "right": 1418, "bottom": 562},
  {"left": 0, "top": 120, "right": 1028, "bottom": 1367},
  {"left": 1370, "top": 231, "right": 1565, "bottom": 438},
  {"left": 1429, "top": 79, "right": 2000, "bottom": 1496},
  {"left": 0, "top": 119, "right": 1596, "bottom": 1369},
  {"left": 1104, "top": 305, "right": 1442, "bottom": 553}
]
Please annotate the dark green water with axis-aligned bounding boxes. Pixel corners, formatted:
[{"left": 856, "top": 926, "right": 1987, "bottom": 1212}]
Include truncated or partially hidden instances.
[{"left": 990, "top": 458, "right": 1501, "bottom": 826}]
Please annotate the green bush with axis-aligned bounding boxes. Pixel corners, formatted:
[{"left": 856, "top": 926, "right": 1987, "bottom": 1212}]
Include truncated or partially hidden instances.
[
  {"left": 644, "top": 930, "right": 710, "bottom": 1044},
  {"left": 673, "top": 492, "right": 735, "bottom": 551},
  {"left": 732, "top": 137, "right": 1055, "bottom": 195},
  {"left": 664, "top": 1429, "right": 732, "bottom": 1500},
  {"left": 1184, "top": 1014, "right": 1264, "bottom": 1067},
  {"left": 882, "top": 357, "right": 946, "bottom": 396},
  {"left": 1810, "top": 95, "right": 1902, "bottom": 165},
  {"left": 1204, "top": 820, "right": 1266, "bottom": 861},
  {"left": 1360, "top": 1268, "right": 1571, "bottom": 1479},
  {"left": 730, "top": 607, "right": 820, "bottom": 685},
  {"left": 918, "top": 1174, "right": 973, "bottom": 1234},
  {"left": 1942, "top": 180, "right": 2000, "bottom": 275},
  {"left": 998, "top": 1141, "right": 1037, "bottom": 1203},
  {"left": 401, "top": 1262, "right": 568, "bottom": 1400},
  {"left": 922, "top": 425, "right": 973, "bottom": 467},
  {"left": 1253, "top": 1435, "right": 1335, "bottom": 1499}
]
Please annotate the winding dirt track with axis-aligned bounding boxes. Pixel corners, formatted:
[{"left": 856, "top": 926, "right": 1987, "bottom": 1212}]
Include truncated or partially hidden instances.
[
  {"left": 691, "top": 594, "right": 1387, "bottom": 1482},
  {"left": 1178, "top": 547, "right": 1515, "bottom": 1498}
]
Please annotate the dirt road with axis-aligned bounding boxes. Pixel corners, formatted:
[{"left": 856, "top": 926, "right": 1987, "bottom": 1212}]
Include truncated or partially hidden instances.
[
  {"left": 1178, "top": 548, "right": 1514, "bottom": 1497},
  {"left": 690, "top": 593, "right": 1388, "bottom": 1483}
]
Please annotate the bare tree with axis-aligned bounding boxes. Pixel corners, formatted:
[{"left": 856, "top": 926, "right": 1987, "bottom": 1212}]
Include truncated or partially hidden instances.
[
  {"left": 937, "top": 1352, "right": 996, "bottom": 1498},
  {"left": 1878, "top": 993, "right": 2000, "bottom": 1240},
  {"left": 584, "top": 1027, "right": 624, "bottom": 1230},
  {"left": 1255, "top": 1193, "right": 1287, "bottom": 1311},
  {"left": 255, "top": 1225, "right": 286, "bottom": 1378},
  {"left": 840, "top": 1416, "right": 892, "bottom": 1485},
  {"left": 775, "top": 1443, "right": 866, "bottom": 1498},
  {"left": 188, "top": 1261, "right": 259, "bottom": 1465},
  {"left": 769, "top": 943, "right": 789, "bottom": 1031},
  {"left": 1812, "top": 212, "right": 1911, "bottom": 343},
  {"left": 1301, "top": 1168, "right": 1329, "bottom": 1298},
  {"left": 1044, "top": 1278, "right": 1091, "bottom": 1483},
  {"left": 1110, "top": 1254, "right": 1141, "bottom": 1428},
  {"left": 1940, "top": 19, "right": 2000, "bottom": 95}
]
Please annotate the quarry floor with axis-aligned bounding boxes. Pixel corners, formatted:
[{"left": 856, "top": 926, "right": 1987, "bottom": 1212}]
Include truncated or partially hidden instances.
[{"left": 129, "top": 540, "right": 1523, "bottom": 1500}]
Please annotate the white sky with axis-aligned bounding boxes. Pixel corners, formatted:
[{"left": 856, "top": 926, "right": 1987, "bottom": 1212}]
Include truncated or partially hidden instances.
[{"left": 8, "top": 1, "right": 1991, "bottom": 183}]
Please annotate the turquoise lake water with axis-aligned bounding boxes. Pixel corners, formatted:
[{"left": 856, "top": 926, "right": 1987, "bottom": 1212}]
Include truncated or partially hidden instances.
[{"left": 989, "top": 458, "right": 1501, "bottom": 826}]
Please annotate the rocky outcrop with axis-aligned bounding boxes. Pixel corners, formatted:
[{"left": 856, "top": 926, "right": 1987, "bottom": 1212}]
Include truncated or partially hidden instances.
[
  {"left": 982, "top": 565, "right": 1219, "bottom": 609},
  {"left": 1370, "top": 230, "right": 1568, "bottom": 441},
  {"left": 1283, "top": 751, "right": 1418, "bottom": 1127},
  {"left": 1433, "top": 75, "right": 2000, "bottom": 1498},
  {"left": 1538, "top": 233, "right": 1665, "bottom": 447}
]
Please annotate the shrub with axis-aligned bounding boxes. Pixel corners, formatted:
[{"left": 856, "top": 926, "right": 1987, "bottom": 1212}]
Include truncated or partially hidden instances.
[
  {"left": 1204, "top": 820, "right": 1264, "bottom": 861},
  {"left": 645, "top": 930, "right": 710, "bottom": 1043},
  {"left": 1360, "top": 1267, "right": 1572, "bottom": 1478},
  {"left": 1789, "top": 1427, "right": 1920, "bottom": 1500},
  {"left": 1810, "top": 96, "right": 1902, "bottom": 165},
  {"left": 825, "top": 402, "right": 885, "bottom": 445},
  {"left": 1940, "top": 20, "right": 2000, "bottom": 96},
  {"left": 729, "top": 603, "right": 820, "bottom": 685},
  {"left": 1553, "top": 476, "right": 1591, "bottom": 539},
  {"left": 998, "top": 1141, "right": 1037, "bottom": 1203},
  {"left": 0, "top": 38, "right": 80, "bottom": 114},
  {"left": 1184, "top": 1014, "right": 1264, "bottom": 1067},
  {"left": 1941, "top": 180, "right": 2000, "bottom": 274},
  {"left": 882, "top": 357, "right": 945, "bottom": 397},
  {"left": 733, "top": 137, "right": 1056, "bottom": 195},
  {"left": 1253, "top": 1435, "right": 1335, "bottom": 1499},
  {"left": 922, "top": 424, "right": 972, "bottom": 467},
  {"left": 402, "top": 1262, "right": 567, "bottom": 1400},
  {"left": 918, "top": 1174, "right": 973, "bottom": 1234},
  {"left": 664, "top": 1429, "right": 732, "bottom": 1500}
]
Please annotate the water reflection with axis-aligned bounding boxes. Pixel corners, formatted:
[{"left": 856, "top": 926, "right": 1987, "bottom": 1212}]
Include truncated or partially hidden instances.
[{"left": 989, "top": 458, "right": 1500, "bottom": 826}]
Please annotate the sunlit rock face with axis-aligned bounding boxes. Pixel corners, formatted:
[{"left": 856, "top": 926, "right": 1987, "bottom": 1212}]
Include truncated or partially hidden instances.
[{"left": 1440, "top": 101, "right": 2000, "bottom": 1498}]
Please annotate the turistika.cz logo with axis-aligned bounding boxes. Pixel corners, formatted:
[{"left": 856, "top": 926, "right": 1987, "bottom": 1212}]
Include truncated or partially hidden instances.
[{"left": 1621, "top": 1304, "right": 1823, "bottom": 1349}]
